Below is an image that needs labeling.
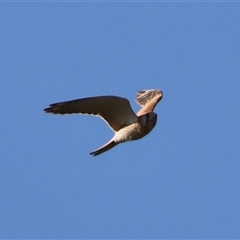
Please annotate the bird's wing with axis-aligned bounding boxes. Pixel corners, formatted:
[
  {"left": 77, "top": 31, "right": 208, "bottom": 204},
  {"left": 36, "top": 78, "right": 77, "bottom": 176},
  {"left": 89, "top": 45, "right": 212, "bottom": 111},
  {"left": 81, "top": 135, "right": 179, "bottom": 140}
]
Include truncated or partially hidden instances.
[
  {"left": 136, "top": 89, "right": 163, "bottom": 116},
  {"left": 44, "top": 96, "right": 138, "bottom": 132}
]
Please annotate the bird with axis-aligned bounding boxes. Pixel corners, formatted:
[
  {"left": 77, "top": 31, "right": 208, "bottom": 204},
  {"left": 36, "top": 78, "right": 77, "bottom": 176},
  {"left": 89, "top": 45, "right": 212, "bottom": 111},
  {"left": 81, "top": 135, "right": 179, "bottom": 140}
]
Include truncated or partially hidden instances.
[{"left": 44, "top": 89, "right": 163, "bottom": 156}]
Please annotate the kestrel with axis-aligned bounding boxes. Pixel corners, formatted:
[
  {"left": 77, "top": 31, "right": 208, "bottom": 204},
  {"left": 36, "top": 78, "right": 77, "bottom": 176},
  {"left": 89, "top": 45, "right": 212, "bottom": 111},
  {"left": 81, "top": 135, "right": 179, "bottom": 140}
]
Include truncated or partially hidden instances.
[{"left": 44, "top": 89, "right": 163, "bottom": 156}]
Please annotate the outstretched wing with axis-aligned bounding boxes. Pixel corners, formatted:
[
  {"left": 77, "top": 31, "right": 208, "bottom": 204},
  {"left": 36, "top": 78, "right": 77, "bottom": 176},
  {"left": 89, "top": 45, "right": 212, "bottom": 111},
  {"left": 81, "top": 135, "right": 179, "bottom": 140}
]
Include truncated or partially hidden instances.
[
  {"left": 136, "top": 89, "right": 163, "bottom": 116},
  {"left": 44, "top": 96, "right": 138, "bottom": 132}
]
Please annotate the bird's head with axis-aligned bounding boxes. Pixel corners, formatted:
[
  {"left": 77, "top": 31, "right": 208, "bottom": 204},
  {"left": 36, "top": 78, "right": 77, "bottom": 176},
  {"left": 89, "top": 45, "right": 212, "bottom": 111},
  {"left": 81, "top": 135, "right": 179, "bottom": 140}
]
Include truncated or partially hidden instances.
[{"left": 139, "top": 112, "right": 157, "bottom": 135}]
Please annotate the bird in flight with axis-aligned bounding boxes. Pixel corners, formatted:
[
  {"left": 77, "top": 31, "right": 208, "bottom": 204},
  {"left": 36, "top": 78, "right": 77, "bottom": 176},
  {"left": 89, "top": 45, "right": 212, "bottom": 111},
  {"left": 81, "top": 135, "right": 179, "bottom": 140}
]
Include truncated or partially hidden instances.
[{"left": 44, "top": 89, "right": 163, "bottom": 156}]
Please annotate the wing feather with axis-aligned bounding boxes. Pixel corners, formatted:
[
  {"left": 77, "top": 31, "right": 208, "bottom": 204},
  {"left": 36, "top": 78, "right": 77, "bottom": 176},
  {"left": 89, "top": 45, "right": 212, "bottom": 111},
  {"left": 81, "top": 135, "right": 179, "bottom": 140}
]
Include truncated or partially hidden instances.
[
  {"left": 136, "top": 89, "right": 163, "bottom": 116},
  {"left": 44, "top": 96, "right": 137, "bottom": 132}
]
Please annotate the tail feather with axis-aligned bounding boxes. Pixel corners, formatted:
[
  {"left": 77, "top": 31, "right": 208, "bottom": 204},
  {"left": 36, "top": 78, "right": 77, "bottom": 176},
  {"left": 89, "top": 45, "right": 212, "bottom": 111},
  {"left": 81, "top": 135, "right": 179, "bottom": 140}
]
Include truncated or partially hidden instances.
[{"left": 89, "top": 140, "right": 118, "bottom": 156}]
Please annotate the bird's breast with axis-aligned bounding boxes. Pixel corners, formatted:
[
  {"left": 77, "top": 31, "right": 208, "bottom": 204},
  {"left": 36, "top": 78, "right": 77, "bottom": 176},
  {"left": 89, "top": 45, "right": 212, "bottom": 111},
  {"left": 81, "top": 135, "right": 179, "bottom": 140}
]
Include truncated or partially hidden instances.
[{"left": 114, "top": 120, "right": 156, "bottom": 143}]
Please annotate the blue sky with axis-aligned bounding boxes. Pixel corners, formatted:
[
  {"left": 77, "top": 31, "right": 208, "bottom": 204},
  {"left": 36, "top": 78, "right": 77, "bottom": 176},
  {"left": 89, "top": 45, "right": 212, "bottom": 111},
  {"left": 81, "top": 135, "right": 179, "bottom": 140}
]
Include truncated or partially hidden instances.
[{"left": 1, "top": 3, "right": 240, "bottom": 239}]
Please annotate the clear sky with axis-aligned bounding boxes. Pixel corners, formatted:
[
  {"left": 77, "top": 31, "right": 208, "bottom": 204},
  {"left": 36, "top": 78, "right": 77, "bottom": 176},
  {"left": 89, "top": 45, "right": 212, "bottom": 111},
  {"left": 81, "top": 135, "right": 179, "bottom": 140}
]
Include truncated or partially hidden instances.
[{"left": 1, "top": 2, "right": 240, "bottom": 239}]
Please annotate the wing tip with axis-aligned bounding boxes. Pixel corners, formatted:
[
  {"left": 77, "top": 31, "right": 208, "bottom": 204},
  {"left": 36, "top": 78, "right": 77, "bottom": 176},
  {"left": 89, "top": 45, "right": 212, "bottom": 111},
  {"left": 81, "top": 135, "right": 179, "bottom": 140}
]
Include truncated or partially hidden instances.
[
  {"left": 43, "top": 107, "right": 52, "bottom": 113},
  {"left": 89, "top": 140, "right": 117, "bottom": 156},
  {"left": 136, "top": 89, "right": 163, "bottom": 106},
  {"left": 43, "top": 106, "right": 60, "bottom": 114},
  {"left": 89, "top": 151, "right": 98, "bottom": 156},
  {"left": 43, "top": 102, "right": 70, "bottom": 114}
]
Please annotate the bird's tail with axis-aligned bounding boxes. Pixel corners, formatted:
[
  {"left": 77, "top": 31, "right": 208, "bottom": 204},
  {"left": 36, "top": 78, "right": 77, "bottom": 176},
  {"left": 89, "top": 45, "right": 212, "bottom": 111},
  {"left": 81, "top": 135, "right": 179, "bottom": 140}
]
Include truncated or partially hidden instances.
[{"left": 89, "top": 140, "right": 118, "bottom": 156}]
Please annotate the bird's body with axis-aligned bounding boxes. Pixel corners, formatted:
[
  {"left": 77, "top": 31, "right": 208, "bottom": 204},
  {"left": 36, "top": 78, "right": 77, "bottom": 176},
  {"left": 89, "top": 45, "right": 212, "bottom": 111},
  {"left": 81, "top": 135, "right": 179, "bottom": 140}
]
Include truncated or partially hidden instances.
[{"left": 44, "top": 89, "right": 163, "bottom": 156}]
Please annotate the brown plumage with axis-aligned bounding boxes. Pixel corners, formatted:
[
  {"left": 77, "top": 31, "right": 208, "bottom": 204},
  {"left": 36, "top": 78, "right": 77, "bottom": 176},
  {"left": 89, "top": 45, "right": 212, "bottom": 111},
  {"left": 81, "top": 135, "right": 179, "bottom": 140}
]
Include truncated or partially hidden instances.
[{"left": 44, "top": 89, "right": 163, "bottom": 156}]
